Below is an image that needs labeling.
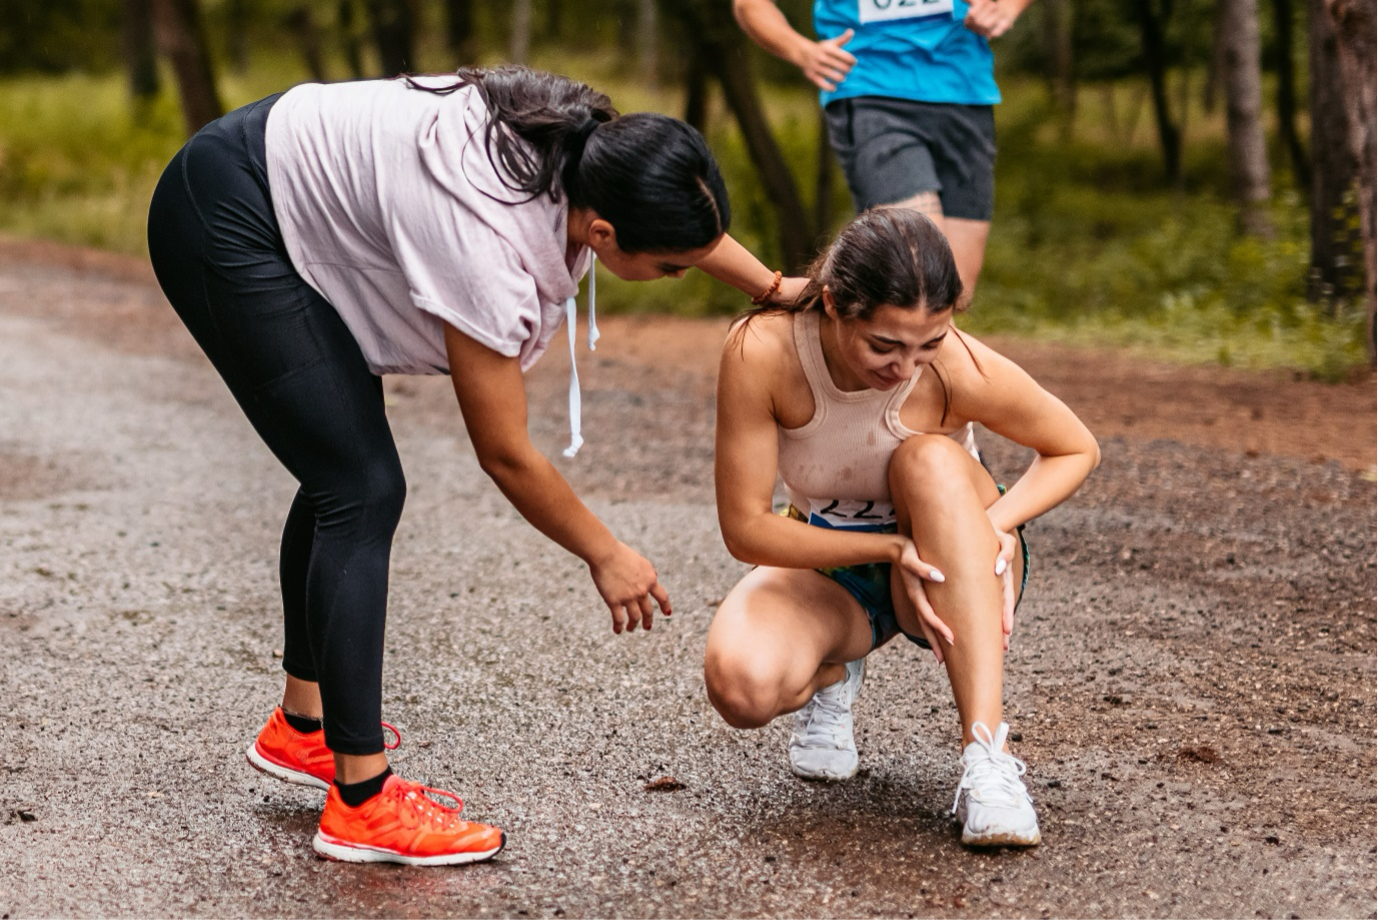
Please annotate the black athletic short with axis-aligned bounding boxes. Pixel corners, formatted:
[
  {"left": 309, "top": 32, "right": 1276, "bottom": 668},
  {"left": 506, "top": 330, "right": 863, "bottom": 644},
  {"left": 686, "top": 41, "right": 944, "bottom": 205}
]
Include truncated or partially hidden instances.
[{"left": 824, "top": 96, "right": 996, "bottom": 220}]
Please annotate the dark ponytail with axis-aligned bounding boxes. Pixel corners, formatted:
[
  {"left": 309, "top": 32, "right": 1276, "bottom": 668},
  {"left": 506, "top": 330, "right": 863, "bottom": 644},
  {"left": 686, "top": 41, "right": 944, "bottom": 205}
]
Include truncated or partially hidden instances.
[{"left": 407, "top": 65, "right": 730, "bottom": 254}]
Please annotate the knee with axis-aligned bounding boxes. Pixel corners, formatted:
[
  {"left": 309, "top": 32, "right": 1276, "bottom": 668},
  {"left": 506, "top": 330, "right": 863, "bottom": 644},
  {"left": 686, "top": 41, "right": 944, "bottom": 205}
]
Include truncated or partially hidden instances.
[
  {"left": 889, "top": 434, "right": 974, "bottom": 503},
  {"left": 704, "top": 650, "right": 784, "bottom": 730},
  {"left": 321, "top": 461, "right": 406, "bottom": 535}
]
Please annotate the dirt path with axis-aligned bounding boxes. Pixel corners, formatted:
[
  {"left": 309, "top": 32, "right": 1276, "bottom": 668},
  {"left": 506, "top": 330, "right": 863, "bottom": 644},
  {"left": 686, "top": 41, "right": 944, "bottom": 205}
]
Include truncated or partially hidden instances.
[{"left": 0, "top": 239, "right": 1375, "bottom": 918}]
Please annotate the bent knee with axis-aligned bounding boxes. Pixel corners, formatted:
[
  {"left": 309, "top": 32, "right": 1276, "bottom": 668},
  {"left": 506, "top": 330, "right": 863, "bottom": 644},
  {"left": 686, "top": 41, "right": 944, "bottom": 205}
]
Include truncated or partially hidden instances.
[
  {"left": 704, "top": 651, "right": 788, "bottom": 730},
  {"left": 317, "top": 461, "right": 407, "bottom": 536},
  {"left": 889, "top": 434, "right": 976, "bottom": 491}
]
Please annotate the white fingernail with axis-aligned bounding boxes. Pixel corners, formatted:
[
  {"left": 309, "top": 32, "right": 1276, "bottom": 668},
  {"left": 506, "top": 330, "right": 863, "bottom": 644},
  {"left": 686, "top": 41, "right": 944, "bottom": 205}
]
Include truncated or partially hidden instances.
[
  {"left": 930, "top": 569, "right": 945, "bottom": 582},
  {"left": 995, "top": 558, "right": 1007, "bottom": 576}
]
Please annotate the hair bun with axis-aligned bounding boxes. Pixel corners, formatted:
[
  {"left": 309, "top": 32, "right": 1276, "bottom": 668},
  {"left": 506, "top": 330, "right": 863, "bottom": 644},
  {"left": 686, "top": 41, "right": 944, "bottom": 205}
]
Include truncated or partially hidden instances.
[{"left": 572, "top": 117, "right": 602, "bottom": 148}]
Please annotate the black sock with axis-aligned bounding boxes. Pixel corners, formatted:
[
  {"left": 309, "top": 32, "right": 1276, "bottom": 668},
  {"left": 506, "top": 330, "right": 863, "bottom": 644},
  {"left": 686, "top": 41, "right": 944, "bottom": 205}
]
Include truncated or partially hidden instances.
[
  {"left": 336, "top": 767, "right": 392, "bottom": 807},
  {"left": 282, "top": 710, "right": 322, "bottom": 735}
]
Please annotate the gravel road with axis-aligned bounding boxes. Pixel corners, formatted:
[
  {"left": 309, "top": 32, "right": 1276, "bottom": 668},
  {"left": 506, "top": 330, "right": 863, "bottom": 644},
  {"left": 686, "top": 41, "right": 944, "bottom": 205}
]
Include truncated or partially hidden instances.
[{"left": 0, "top": 246, "right": 1375, "bottom": 918}]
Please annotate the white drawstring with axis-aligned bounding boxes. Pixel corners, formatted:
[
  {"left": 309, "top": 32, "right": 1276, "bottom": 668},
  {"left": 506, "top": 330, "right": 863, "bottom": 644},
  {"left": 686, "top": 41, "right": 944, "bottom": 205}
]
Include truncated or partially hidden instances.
[{"left": 562, "top": 255, "right": 599, "bottom": 458}]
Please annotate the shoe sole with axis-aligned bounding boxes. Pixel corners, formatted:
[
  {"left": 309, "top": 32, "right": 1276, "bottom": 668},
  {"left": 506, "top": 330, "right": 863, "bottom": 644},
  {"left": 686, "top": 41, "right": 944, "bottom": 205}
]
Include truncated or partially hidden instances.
[
  {"left": 312, "top": 831, "right": 506, "bottom": 866},
  {"left": 961, "top": 828, "right": 1041, "bottom": 848},
  {"left": 789, "top": 760, "right": 859, "bottom": 782},
  {"left": 245, "top": 743, "right": 331, "bottom": 792}
]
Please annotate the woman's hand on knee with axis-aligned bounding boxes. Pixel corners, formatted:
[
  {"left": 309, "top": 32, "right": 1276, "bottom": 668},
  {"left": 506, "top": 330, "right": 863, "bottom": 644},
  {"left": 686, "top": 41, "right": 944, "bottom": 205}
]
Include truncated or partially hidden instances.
[
  {"left": 895, "top": 538, "right": 952, "bottom": 662},
  {"left": 588, "top": 540, "right": 672, "bottom": 634}
]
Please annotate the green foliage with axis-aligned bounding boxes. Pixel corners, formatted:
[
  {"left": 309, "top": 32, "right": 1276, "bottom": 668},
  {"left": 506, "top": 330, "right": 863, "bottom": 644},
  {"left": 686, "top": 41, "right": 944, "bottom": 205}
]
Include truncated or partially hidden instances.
[
  {"left": 0, "top": 0, "right": 121, "bottom": 75},
  {"left": 0, "top": 34, "right": 1366, "bottom": 377}
]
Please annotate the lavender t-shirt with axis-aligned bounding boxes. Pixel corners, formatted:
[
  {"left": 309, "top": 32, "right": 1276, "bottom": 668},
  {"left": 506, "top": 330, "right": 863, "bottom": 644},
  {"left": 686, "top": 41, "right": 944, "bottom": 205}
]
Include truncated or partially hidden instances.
[{"left": 265, "top": 77, "right": 591, "bottom": 376}]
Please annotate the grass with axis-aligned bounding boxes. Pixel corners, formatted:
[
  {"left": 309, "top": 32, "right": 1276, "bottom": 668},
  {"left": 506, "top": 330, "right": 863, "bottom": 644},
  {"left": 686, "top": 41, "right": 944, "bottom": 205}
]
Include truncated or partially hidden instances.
[{"left": 0, "top": 56, "right": 1369, "bottom": 378}]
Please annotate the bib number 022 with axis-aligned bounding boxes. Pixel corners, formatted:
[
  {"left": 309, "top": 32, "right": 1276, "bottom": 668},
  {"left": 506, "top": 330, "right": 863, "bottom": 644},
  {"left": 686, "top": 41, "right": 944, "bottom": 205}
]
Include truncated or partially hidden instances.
[{"left": 858, "top": 0, "right": 955, "bottom": 24}]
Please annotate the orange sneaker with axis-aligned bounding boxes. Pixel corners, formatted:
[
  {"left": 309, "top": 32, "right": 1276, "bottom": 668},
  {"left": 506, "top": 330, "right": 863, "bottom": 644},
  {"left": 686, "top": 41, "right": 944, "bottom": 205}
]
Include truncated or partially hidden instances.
[
  {"left": 246, "top": 707, "right": 334, "bottom": 790},
  {"left": 313, "top": 775, "right": 505, "bottom": 866},
  {"left": 246, "top": 709, "right": 402, "bottom": 792}
]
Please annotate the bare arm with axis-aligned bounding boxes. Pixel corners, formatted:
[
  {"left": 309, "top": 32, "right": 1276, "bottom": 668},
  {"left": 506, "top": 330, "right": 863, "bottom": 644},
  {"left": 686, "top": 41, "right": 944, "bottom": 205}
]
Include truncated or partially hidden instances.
[
  {"left": 695, "top": 234, "right": 809, "bottom": 305},
  {"left": 715, "top": 321, "right": 911, "bottom": 570},
  {"left": 963, "top": 0, "right": 1037, "bottom": 39},
  {"left": 947, "top": 333, "right": 1100, "bottom": 534},
  {"left": 732, "top": 0, "right": 857, "bottom": 92},
  {"left": 444, "top": 324, "right": 671, "bottom": 633}
]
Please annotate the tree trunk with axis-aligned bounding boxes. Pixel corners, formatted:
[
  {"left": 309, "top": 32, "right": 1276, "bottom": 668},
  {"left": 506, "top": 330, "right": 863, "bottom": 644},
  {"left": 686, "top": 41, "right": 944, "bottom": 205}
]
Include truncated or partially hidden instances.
[
  {"left": 1307, "top": 0, "right": 1362, "bottom": 302},
  {"left": 510, "top": 0, "right": 533, "bottom": 64},
  {"left": 684, "top": 42, "right": 710, "bottom": 133},
  {"left": 1324, "top": 0, "right": 1377, "bottom": 361},
  {"left": 637, "top": 0, "right": 659, "bottom": 86},
  {"left": 151, "top": 0, "right": 223, "bottom": 137},
  {"left": 444, "top": 0, "right": 476, "bottom": 66},
  {"left": 545, "top": 0, "right": 564, "bottom": 40},
  {"left": 667, "top": 0, "right": 815, "bottom": 269},
  {"left": 121, "top": 0, "right": 160, "bottom": 101},
  {"left": 224, "top": 0, "right": 249, "bottom": 73},
  {"left": 1042, "top": 0, "right": 1075, "bottom": 131},
  {"left": 1135, "top": 0, "right": 1182, "bottom": 182},
  {"left": 1202, "top": 2, "right": 1226, "bottom": 113},
  {"left": 708, "top": 41, "right": 814, "bottom": 269},
  {"left": 364, "top": 0, "right": 415, "bottom": 76},
  {"left": 1219, "top": 0, "right": 1274, "bottom": 236},
  {"left": 814, "top": 108, "right": 836, "bottom": 238},
  {"left": 339, "top": 0, "right": 366, "bottom": 78},
  {"left": 1271, "top": 0, "right": 1309, "bottom": 188},
  {"left": 286, "top": 6, "right": 327, "bottom": 82}
]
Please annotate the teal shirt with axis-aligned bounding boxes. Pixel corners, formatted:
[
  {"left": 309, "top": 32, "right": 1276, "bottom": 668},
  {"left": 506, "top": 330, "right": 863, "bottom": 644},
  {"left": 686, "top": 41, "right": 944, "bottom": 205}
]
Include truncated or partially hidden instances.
[{"left": 814, "top": 0, "right": 1001, "bottom": 107}]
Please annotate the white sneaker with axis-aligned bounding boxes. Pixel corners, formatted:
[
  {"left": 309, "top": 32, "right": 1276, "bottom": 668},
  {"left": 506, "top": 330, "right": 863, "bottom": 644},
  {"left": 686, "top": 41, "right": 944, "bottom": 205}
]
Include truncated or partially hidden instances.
[
  {"left": 952, "top": 721, "right": 1041, "bottom": 847},
  {"left": 789, "top": 658, "right": 865, "bottom": 781}
]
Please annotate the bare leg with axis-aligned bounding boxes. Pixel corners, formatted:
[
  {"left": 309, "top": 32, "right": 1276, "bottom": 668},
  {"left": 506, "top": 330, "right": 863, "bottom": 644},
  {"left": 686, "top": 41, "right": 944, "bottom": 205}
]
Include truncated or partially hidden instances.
[
  {"left": 704, "top": 567, "right": 872, "bottom": 730},
  {"left": 282, "top": 675, "right": 323, "bottom": 719},
  {"left": 889, "top": 192, "right": 992, "bottom": 307},
  {"left": 280, "top": 676, "right": 386, "bottom": 783},
  {"left": 888, "top": 435, "right": 1023, "bottom": 748}
]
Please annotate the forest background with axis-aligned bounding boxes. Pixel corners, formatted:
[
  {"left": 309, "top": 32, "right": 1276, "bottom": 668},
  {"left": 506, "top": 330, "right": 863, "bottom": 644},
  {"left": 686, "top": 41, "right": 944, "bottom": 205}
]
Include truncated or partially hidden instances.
[{"left": 0, "top": 0, "right": 1375, "bottom": 377}]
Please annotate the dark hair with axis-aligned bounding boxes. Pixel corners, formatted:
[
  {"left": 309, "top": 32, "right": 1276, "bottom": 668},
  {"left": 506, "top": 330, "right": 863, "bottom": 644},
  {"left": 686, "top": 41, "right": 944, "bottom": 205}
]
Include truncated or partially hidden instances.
[
  {"left": 406, "top": 65, "right": 729, "bottom": 254},
  {"left": 789, "top": 207, "right": 963, "bottom": 321},
  {"left": 738, "top": 208, "right": 974, "bottom": 419}
]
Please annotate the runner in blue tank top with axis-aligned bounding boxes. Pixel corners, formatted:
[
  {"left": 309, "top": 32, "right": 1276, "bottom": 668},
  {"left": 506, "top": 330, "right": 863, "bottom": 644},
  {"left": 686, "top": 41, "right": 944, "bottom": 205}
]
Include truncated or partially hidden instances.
[{"left": 734, "top": 0, "right": 1030, "bottom": 299}]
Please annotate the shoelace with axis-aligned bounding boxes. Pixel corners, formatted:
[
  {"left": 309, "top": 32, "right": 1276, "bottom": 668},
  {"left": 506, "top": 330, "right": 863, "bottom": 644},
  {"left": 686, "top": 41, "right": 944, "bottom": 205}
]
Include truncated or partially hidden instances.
[
  {"left": 951, "top": 721, "right": 1028, "bottom": 814},
  {"left": 562, "top": 254, "right": 600, "bottom": 458},
  {"left": 391, "top": 779, "right": 466, "bottom": 830},
  {"left": 793, "top": 678, "right": 852, "bottom": 749},
  {"left": 381, "top": 721, "right": 401, "bottom": 751}
]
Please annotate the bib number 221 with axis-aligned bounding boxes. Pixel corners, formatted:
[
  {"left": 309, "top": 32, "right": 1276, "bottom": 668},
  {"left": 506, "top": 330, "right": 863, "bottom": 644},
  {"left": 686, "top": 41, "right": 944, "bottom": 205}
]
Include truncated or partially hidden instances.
[{"left": 858, "top": 0, "right": 954, "bottom": 24}]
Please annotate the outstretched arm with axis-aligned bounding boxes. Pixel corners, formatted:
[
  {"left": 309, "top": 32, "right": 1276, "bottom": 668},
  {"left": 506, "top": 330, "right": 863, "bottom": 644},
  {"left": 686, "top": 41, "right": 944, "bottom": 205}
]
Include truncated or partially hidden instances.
[
  {"left": 445, "top": 324, "right": 671, "bottom": 634},
  {"left": 696, "top": 234, "right": 809, "bottom": 305}
]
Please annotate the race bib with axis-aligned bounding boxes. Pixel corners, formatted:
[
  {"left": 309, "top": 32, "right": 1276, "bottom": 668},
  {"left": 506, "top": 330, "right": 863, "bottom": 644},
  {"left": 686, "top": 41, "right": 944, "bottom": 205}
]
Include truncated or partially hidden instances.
[
  {"left": 858, "top": 0, "right": 955, "bottom": 24},
  {"left": 808, "top": 498, "right": 897, "bottom": 528}
]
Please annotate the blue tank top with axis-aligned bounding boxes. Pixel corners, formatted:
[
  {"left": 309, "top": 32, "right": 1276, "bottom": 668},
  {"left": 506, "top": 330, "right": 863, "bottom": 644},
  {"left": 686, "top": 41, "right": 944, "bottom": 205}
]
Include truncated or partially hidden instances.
[{"left": 814, "top": 0, "right": 1001, "bottom": 107}]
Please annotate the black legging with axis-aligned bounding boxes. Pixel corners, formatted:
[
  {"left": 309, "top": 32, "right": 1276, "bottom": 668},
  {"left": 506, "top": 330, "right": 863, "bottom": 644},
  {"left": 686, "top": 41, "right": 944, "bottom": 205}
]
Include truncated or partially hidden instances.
[{"left": 148, "top": 96, "right": 401, "bottom": 755}]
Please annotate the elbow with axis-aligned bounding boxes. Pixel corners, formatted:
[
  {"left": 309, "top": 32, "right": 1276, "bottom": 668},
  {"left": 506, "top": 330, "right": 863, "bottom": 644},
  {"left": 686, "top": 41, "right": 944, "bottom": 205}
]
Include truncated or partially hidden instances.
[
  {"left": 720, "top": 526, "right": 759, "bottom": 565},
  {"left": 722, "top": 533, "right": 752, "bottom": 565},
  {"left": 475, "top": 443, "right": 530, "bottom": 485}
]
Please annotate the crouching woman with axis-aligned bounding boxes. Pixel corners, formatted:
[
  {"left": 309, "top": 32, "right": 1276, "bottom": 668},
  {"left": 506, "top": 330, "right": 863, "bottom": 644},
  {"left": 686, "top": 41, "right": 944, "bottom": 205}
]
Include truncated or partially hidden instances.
[{"left": 705, "top": 208, "right": 1099, "bottom": 846}]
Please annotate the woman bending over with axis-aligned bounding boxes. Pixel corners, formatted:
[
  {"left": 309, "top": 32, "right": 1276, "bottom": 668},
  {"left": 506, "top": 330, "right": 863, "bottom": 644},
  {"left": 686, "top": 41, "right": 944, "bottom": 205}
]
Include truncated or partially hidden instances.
[
  {"left": 706, "top": 208, "right": 1098, "bottom": 846},
  {"left": 148, "top": 65, "right": 792, "bottom": 866}
]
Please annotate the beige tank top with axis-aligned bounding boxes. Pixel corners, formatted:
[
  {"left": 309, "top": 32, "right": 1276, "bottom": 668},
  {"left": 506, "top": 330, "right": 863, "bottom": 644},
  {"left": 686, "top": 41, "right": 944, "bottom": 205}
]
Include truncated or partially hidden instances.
[{"left": 777, "top": 311, "right": 977, "bottom": 527}]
